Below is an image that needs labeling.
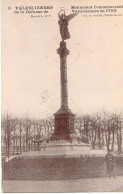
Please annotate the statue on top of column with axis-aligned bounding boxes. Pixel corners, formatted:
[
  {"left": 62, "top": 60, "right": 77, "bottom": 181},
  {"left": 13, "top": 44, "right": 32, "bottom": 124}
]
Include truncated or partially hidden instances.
[{"left": 58, "top": 10, "right": 77, "bottom": 40}]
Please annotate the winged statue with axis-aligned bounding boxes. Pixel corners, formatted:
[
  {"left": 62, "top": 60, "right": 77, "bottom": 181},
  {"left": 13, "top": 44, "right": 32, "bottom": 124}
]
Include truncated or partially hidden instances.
[{"left": 58, "top": 10, "right": 78, "bottom": 40}]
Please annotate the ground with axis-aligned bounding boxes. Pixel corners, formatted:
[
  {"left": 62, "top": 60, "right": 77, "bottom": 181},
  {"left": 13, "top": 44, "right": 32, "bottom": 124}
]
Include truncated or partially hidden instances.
[
  {"left": 2, "top": 176, "right": 123, "bottom": 192},
  {"left": 2, "top": 154, "right": 123, "bottom": 192}
]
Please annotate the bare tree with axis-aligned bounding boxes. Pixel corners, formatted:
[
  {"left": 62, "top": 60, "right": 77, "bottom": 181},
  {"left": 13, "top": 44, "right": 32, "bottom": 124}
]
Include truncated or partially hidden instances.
[
  {"left": 1, "top": 114, "right": 15, "bottom": 158},
  {"left": 1, "top": 111, "right": 123, "bottom": 155}
]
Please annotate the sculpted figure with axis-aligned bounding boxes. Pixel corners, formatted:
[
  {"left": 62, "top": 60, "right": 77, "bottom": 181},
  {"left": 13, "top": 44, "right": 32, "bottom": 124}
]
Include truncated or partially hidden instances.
[{"left": 58, "top": 10, "right": 77, "bottom": 40}]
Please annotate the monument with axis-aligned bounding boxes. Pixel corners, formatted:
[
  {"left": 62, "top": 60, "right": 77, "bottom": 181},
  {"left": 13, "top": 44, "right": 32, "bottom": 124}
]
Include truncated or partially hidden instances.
[
  {"left": 33, "top": 10, "right": 90, "bottom": 155},
  {"left": 50, "top": 10, "right": 77, "bottom": 141}
]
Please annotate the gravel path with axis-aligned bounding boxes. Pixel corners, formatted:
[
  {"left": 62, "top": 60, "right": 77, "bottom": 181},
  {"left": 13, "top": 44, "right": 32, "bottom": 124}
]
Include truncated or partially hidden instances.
[{"left": 2, "top": 176, "right": 123, "bottom": 192}]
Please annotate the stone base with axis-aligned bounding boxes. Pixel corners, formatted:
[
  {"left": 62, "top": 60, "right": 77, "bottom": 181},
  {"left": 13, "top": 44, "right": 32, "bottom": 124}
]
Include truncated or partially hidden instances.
[
  {"left": 42, "top": 143, "right": 90, "bottom": 156},
  {"left": 22, "top": 140, "right": 90, "bottom": 158},
  {"left": 21, "top": 147, "right": 108, "bottom": 160}
]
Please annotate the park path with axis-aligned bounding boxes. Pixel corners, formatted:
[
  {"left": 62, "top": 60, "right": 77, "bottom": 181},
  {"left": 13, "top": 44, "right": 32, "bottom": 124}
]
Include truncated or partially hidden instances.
[{"left": 2, "top": 176, "right": 123, "bottom": 192}]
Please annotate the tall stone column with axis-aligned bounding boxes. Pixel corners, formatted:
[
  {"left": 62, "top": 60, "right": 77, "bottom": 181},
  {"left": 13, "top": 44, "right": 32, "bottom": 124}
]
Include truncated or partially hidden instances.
[
  {"left": 50, "top": 41, "right": 76, "bottom": 141},
  {"left": 58, "top": 41, "right": 69, "bottom": 109},
  {"left": 50, "top": 10, "right": 77, "bottom": 141},
  {"left": 60, "top": 57, "right": 68, "bottom": 108}
]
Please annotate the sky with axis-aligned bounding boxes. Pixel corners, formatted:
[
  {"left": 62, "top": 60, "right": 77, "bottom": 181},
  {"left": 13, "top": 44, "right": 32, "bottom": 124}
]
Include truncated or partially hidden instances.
[{"left": 2, "top": 0, "right": 123, "bottom": 119}]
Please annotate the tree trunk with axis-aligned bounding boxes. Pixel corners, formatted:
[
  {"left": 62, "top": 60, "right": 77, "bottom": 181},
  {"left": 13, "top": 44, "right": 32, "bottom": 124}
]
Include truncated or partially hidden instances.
[
  {"left": 119, "top": 123, "right": 122, "bottom": 154},
  {"left": 13, "top": 127, "right": 16, "bottom": 155},
  {"left": 111, "top": 129, "right": 115, "bottom": 151},
  {"left": 107, "top": 128, "right": 111, "bottom": 150},
  {"left": 26, "top": 129, "right": 28, "bottom": 151},
  {"left": 20, "top": 125, "right": 22, "bottom": 154}
]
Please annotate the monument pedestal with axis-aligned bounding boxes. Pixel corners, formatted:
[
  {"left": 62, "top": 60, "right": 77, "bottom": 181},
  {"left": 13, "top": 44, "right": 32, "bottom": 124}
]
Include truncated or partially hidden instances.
[{"left": 50, "top": 107, "right": 76, "bottom": 140}]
